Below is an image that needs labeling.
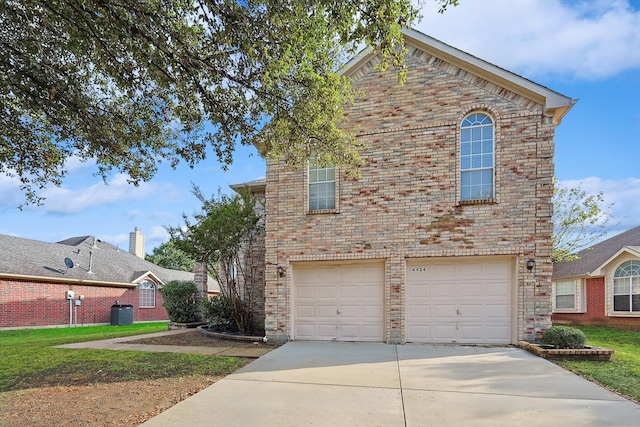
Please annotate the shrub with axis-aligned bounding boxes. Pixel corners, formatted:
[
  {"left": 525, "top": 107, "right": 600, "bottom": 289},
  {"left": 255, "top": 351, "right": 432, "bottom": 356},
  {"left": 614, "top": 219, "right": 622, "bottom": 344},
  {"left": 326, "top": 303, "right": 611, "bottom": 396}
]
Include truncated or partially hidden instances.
[
  {"left": 202, "top": 294, "right": 237, "bottom": 333},
  {"left": 160, "top": 280, "right": 199, "bottom": 323},
  {"left": 541, "top": 326, "right": 587, "bottom": 349}
]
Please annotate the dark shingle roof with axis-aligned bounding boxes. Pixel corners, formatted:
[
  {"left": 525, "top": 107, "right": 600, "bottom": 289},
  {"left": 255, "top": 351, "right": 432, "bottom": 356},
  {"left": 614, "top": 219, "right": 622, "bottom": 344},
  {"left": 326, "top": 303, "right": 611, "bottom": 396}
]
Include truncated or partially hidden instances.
[
  {"left": 0, "top": 234, "right": 193, "bottom": 286},
  {"left": 552, "top": 226, "right": 640, "bottom": 280}
]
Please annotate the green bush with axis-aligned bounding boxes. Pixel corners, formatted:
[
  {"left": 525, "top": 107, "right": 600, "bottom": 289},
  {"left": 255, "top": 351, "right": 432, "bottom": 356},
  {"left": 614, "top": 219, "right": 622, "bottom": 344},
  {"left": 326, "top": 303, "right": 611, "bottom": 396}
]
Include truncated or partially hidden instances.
[
  {"left": 541, "top": 326, "right": 587, "bottom": 349},
  {"left": 160, "top": 280, "right": 199, "bottom": 323},
  {"left": 202, "top": 294, "right": 237, "bottom": 333}
]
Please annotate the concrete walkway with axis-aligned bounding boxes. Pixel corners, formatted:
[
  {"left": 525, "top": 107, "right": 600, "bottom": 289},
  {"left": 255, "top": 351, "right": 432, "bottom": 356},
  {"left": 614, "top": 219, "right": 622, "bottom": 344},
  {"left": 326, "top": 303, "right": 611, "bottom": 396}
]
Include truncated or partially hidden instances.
[
  {"left": 55, "top": 329, "right": 272, "bottom": 358},
  {"left": 140, "top": 341, "right": 640, "bottom": 427}
]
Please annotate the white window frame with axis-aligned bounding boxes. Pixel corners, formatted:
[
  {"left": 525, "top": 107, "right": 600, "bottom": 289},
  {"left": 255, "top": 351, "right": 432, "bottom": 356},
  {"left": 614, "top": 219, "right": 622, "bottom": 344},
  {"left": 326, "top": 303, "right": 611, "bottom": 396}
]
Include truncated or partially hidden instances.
[
  {"left": 552, "top": 279, "right": 585, "bottom": 313},
  {"left": 611, "top": 260, "right": 640, "bottom": 315},
  {"left": 138, "top": 280, "right": 156, "bottom": 308},
  {"left": 460, "top": 112, "right": 495, "bottom": 202},
  {"left": 308, "top": 161, "right": 336, "bottom": 212}
]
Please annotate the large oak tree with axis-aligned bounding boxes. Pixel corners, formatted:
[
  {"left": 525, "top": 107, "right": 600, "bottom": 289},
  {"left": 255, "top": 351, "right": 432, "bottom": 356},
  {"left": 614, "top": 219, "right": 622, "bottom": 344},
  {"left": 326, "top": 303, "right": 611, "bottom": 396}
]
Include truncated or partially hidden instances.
[{"left": 1, "top": 0, "right": 456, "bottom": 205}]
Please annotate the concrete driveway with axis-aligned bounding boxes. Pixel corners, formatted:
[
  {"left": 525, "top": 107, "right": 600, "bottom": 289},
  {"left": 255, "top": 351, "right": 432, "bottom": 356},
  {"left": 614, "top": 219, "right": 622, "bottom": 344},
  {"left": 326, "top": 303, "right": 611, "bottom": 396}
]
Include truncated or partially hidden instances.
[{"left": 141, "top": 342, "right": 639, "bottom": 427}]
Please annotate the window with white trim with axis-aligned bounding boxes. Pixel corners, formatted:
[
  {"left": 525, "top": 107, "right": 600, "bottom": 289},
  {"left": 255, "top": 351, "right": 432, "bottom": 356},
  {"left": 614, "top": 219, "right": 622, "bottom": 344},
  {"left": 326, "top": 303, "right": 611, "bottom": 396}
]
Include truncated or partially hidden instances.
[
  {"left": 613, "top": 260, "right": 640, "bottom": 313},
  {"left": 308, "top": 162, "right": 336, "bottom": 211},
  {"left": 138, "top": 280, "right": 156, "bottom": 308},
  {"left": 555, "top": 281, "right": 576, "bottom": 309},
  {"left": 552, "top": 279, "right": 585, "bottom": 312},
  {"left": 460, "top": 113, "right": 494, "bottom": 201}
]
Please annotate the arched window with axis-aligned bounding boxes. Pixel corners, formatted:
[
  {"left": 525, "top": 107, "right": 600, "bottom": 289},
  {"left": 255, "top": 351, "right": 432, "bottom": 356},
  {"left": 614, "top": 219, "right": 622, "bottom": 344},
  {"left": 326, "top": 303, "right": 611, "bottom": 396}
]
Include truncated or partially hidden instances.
[
  {"left": 460, "top": 113, "right": 494, "bottom": 201},
  {"left": 138, "top": 280, "right": 156, "bottom": 308},
  {"left": 613, "top": 260, "right": 640, "bottom": 312}
]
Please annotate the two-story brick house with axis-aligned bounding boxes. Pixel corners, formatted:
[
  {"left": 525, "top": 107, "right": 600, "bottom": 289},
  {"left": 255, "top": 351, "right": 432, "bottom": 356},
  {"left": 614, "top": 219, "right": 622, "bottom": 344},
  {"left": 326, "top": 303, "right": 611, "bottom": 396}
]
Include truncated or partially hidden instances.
[{"left": 258, "top": 29, "right": 575, "bottom": 344}]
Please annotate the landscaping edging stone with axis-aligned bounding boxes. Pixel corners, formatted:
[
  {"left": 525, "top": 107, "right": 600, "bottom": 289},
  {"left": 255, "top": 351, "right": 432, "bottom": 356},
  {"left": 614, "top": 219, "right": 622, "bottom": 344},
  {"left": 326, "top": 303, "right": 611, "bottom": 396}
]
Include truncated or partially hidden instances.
[
  {"left": 197, "top": 325, "right": 266, "bottom": 342},
  {"left": 167, "top": 321, "right": 206, "bottom": 330},
  {"left": 518, "top": 341, "right": 614, "bottom": 361}
]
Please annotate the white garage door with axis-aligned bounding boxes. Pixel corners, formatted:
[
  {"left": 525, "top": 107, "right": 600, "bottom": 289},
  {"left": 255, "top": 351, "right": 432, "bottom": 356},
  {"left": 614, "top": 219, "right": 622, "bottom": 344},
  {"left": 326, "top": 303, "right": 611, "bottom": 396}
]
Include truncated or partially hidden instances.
[
  {"left": 406, "top": 258, "right": 513, "bottom": 344},
  {"left": 293, "top": 262, "right": 384, "bottom": 341}
]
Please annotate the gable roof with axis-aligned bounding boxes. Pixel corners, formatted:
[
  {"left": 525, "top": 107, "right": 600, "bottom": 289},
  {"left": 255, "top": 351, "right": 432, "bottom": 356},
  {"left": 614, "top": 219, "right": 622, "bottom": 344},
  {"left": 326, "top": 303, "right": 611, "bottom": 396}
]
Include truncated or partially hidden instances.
[
  {"left": 0, "top": 234, "right": 194, "bottom": 287},
  {"left": 342, "top": 28, "right": 576, "bottom": 125},
  {"left": 552, "top": 226, "right": 640, "bottom": 280}
]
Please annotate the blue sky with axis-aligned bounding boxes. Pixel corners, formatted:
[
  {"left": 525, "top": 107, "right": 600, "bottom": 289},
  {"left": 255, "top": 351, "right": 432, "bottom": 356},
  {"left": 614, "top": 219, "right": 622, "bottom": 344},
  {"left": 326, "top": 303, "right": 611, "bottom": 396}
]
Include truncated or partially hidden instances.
[{"left": 1, "top": 0, "right": 639, "bottom": 255}]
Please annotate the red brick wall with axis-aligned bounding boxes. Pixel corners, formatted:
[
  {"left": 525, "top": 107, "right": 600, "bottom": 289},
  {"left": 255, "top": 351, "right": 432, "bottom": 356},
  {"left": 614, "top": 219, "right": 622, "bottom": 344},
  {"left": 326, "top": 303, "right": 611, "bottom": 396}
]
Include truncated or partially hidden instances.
[
  {"left": 552, "top": 277, "right": 640, "bottom": 330},
  {"left": 0, "top": 278, "right": 168, "bottom": 328}
]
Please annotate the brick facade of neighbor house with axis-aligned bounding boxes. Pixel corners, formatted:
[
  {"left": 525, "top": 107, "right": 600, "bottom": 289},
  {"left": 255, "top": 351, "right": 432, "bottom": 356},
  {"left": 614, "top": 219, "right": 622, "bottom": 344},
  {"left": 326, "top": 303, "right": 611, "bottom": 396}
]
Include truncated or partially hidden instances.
[
  {"left": 553, "top": 277, "right": 640, "bottom": 331},
  {"left": 0, "top": 232, "right": 209, "bottom": 328},
  {"left": 263, "top": 32, "right": 572, "bottom": 344},
  {"left": 0, "top": 277, "right": 166, "bottom": 327},
  {"left": 552, "top": 226, "right": 640, "bottom": 331}
]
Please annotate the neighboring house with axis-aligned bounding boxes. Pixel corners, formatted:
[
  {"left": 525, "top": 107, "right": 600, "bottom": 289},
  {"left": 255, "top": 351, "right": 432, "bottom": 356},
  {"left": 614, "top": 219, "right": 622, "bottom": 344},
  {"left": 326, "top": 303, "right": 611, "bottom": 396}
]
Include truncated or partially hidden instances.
[
  {"left": 260, "top": 29, "right": 575, "bottom": 344},
  {"left": 552, "top": 226, "right": 640, "bottom": 330},
  {"left": 0, "top": 230, "right": 214, "bottom": 328}
]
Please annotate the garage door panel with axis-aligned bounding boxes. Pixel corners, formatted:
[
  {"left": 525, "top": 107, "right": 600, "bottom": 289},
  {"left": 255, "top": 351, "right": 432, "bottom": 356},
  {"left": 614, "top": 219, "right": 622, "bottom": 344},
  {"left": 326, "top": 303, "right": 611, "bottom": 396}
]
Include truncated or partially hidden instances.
[
  {"left": 432, "top": 284, "right": 457, "bottom": 298},
  {"left": 484, "top": 325, "right": 511, "bottom": 341},
  {"left": 433, "top": 325, "right": 457, "bottom": 341},
  {"left": 485, "top": 304, "right": 510, "bottom": 319},
  {"left": 485, "top": 281, "right": 509, "bottom": 299},
  {"left": 317, "top": 305, "right": 338, "bottom": 318},
  {"left": 294, "top": 262, "right": 384, "bottom": 342},
  {"left": 433, "top": 304, "right": 457, "bottom": 319},
  {"left": 296, "top": 305, "right": 315, "bottom": 318},
  {"left": 406, "top": 258, "right": 513, "bottom": 344},
  {"left": 339, "top": 285, "right": 360, "bottom": 298},
  {"left": 316, "top": 286, "right": 338, "bottom": 299},
  {"left": 458, "top": 283, "right": 485, "bottom": 297},
  {"left": 458, "top": 325, "right": 483, "bottom": 341},
  {"left": 295, "top": 324, "right": 316, "bottom": 340}
]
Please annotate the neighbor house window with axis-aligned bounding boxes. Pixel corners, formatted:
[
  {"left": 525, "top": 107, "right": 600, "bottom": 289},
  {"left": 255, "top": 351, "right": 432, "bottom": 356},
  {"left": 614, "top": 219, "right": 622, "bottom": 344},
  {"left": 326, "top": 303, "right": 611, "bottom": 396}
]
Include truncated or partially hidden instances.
[
  {"left": 554, "top": 280, "right": 576, "bottom": 310},
  {"left": 308, "top": 162, "right": 336, "bottom": 211},
  {"left": 613, "top": 260, "right": 640, "bottom": 312},
  {"left": 460, "top": 113, "right": 494, "bottom": 201},
  {"left": 138, "top": 280, "right": 156, "bottom": 308}
]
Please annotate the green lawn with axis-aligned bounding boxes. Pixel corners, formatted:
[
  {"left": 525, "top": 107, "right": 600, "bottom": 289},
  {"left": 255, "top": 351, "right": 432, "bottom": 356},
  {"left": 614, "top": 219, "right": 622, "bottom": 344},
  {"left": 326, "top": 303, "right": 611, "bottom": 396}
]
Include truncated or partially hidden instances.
[
  {"left": 555, "top": 326, "right": 640, "bottom": 403},
  {"left": 0, "top": 323, "right": 248, "bottom": 392}
]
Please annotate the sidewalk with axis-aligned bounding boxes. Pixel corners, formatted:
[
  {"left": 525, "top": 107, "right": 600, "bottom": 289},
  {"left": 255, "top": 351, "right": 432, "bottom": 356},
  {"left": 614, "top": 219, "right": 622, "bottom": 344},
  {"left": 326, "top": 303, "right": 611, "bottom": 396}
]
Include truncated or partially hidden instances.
[{"left": 55, "top": 329, "right": 272, "bottom": 358}]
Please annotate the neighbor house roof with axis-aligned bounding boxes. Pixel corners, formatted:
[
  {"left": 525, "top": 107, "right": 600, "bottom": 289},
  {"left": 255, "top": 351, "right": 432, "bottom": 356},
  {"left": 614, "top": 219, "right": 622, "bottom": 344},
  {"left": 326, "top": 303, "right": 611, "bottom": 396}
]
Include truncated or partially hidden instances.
[
  {"left": 342, "top": 28, "right": 576, "bottom": 125},
  {"left": 230, "top": 177, "right": 266, "bottom": 193},
  {"left": 552, "top": 226, "right": 640, "bottom": 280},
  {"left": 0, "top": 234, "right": 194, "bottom": 288}
]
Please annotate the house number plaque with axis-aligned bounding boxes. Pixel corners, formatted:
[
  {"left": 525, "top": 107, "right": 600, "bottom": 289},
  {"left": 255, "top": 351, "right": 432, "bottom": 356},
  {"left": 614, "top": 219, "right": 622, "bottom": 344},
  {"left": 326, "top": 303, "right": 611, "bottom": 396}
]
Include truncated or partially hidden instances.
[{"left": 411, "top": 267, "right": 427, "bottom": 272}]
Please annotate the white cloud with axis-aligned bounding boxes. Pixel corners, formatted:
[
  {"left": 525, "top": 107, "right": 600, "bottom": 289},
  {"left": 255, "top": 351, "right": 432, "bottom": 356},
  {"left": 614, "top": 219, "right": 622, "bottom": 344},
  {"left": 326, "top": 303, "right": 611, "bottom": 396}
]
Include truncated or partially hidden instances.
[
  {"left": 37, "top": 174, "right": 157, "bottom": 214},
  {"left": 558, "top": 176, "right": 640, "bottom": 233},
  {"left": 418, "top": 0, "right": 640, "bottom": 80}
]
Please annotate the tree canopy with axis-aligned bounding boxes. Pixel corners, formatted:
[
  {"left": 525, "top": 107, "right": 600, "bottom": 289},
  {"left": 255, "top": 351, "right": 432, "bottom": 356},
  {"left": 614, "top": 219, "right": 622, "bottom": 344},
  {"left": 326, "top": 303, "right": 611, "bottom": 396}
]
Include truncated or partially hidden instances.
[
  {"left": 552, "top": 179, "right": 614, "bottom": 263},
  {"left": 2, "top": 0, "right": 457, "bottom": 205},
  {"left": 167, "top": 186, "right": 263, "bottom": 334},
  {"left": 145, "top": 240, "right": 195, "bottom": 272}
]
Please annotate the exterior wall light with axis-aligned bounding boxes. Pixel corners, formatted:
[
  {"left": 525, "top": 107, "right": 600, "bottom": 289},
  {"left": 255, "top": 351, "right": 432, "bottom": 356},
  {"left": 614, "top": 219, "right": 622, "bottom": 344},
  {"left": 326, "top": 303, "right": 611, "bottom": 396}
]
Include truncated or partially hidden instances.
[
  {"left": 277, "top": 265, "right": 286, "bottom": 277},
  {"left": 526, "top": 259, "right": 536, "bottom": 271}
]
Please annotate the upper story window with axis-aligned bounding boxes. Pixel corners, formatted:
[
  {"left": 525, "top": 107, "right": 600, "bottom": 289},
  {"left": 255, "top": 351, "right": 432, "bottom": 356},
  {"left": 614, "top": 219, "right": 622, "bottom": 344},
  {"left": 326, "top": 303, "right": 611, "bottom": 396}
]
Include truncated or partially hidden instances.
[
  {"left": 308, "top": 162, "right": 336, "bottom": 211},
  {"left": 613, "top": 260, "right": 640, "bottom": 313},
  {"left": 138, "top": 280, "right": 156, "bottom": 308},
  {"left": 460, "top": 113, "right": 494, "bottom": 201}
]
